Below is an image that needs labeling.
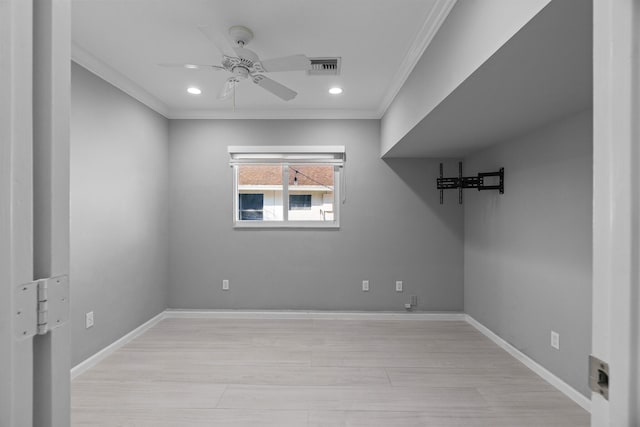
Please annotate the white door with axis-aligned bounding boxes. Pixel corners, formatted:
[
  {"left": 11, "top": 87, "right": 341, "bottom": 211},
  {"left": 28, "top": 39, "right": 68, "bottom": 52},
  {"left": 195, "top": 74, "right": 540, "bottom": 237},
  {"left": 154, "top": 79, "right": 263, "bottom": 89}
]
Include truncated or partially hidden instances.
[
  {"left": 1, "top": 1, "right": 71, "bottom": 426},
  {"left": 592, "top": 0, "right": 640, "bottom": 425},
  {"left": 1, "top": 2, "right": 37, "bottom": 425}
]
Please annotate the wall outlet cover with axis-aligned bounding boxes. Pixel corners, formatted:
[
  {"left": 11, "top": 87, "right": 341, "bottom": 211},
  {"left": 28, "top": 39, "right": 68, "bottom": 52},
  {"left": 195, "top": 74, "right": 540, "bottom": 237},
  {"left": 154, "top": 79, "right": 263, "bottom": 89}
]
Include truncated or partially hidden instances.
[
  {"left": 222, "top": 279, "right": 230, "bottom": 291},
  {"left": 85, "top": 311, "right": 94, "bottom": 329},
  {"left": 395, "top": 281, "right": 403, "bottom": 292},
  {"left": 551, "top": 331, "right": 560, "bottom": 350},
  {"left": 362, "top": 280, "right": 369, "bottom": 291}
]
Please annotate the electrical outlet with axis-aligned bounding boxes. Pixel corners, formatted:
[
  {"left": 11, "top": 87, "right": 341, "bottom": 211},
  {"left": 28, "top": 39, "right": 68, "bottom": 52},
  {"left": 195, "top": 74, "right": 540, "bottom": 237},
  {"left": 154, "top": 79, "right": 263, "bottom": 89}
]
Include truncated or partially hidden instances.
[
  {"left": 222, "top": 279, "right": 230, "bottom": 291},
  {"left": 362, "top": 280, "right": 369, "bottom": 291},
  {"left": 395, "top": 281, "right": 403, "bottom": 292},
  {"left": 551, "top": 331, "right": 560, "bottom": 350},
  {"left": 85, "top": 311, "right": 94, "bottom": 329}
]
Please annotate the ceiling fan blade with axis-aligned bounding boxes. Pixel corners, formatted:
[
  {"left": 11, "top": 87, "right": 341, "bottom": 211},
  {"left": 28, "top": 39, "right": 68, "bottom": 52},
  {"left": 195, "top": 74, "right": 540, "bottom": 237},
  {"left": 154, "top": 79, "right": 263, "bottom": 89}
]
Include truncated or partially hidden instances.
[
  {"left": 256, "top": 55, "right": 311, "bottom": 72},
  {"left": 252, "top": 75, "right": 297, "bottom": 101},
  {"left": 218, "top": 78, "right": 239, "bottom": 100},
  {"left": 197, "top": 25, "right": 235, "bottom": 57},
  {"left": 158, "top": 63, "right": 224, "bottom": 71}
]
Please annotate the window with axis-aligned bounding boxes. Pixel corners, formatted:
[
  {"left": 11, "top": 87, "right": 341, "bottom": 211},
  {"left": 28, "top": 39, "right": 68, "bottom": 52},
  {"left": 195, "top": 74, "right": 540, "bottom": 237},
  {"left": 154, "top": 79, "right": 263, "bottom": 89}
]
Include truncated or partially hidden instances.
[
  {"left": 289, "top": 195, "right": 311, "bottom": 210},
  {"left": 237, "top": 164, "right": 283, "bottom": 221},
  {"left": 239, "top": 194, "right": 264, "bottom": 220},
  {"left": 229, "top": 146, "right": 344, "bottom": 228}
]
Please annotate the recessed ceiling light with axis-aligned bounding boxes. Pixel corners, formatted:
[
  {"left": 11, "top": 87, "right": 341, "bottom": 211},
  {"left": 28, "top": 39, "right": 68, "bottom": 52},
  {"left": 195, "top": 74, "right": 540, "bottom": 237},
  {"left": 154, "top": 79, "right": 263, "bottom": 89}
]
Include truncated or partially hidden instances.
[
  {"left": 329, "top": 87, "right": 343, "bottom": 95},
  {"left": 187, "top": 87, "right": 202, "bottom": 95},
  {"left": 184, "top": 64, "right": 199, "bottom": 69}
]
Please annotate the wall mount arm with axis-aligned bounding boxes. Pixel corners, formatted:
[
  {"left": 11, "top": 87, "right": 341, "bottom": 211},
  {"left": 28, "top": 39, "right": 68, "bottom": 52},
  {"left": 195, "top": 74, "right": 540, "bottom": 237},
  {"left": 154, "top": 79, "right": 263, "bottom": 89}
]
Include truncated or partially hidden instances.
[{"left": 437, "top": 162, "right": 504, "bottom": 204}]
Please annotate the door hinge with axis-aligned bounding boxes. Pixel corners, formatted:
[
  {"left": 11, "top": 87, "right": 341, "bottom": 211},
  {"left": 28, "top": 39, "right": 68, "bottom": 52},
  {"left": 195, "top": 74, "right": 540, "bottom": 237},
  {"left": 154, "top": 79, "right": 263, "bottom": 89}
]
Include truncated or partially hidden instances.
[
  {"left": 15, "top": 275, "right": 69, "bottom": 340},
  {"left": 589, "top": 355, "right": 609, "bottom": 400}
]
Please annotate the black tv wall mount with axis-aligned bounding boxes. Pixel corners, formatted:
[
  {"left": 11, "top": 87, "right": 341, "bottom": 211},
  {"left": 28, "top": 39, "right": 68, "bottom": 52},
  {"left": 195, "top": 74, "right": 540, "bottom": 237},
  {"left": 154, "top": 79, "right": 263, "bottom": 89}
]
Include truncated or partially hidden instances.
[{"left": 437, "top": 162, "right": 504, "bottom": 204}]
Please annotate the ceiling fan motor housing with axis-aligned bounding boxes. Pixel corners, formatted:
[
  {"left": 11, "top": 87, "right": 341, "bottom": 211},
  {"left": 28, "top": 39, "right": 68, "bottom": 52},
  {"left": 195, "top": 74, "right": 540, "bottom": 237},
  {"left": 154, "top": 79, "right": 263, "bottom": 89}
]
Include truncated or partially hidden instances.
[{"left": 233, "top": 66, "right": 250, "bottom": 79}]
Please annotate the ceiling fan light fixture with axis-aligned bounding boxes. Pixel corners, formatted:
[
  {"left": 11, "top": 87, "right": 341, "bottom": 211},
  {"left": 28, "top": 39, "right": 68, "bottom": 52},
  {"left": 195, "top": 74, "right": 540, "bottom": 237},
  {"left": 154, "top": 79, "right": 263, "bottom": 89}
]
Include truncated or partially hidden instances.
[
  {"left": 329, "top": 87, "right": 343, "bottom": 95},
  {"left": 176, "top": 25, "right": 309, "bottom": 102}
]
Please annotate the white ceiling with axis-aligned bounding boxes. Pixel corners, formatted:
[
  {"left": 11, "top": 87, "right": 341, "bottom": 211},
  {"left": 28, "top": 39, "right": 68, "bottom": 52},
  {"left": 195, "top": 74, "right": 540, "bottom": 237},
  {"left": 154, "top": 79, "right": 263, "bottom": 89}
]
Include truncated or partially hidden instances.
[
  {"left": 71, "top": 0, "right": 454, "bottom": 119},
  {"left": 384, "top": 0, "right": 592, "bottom": 158}
]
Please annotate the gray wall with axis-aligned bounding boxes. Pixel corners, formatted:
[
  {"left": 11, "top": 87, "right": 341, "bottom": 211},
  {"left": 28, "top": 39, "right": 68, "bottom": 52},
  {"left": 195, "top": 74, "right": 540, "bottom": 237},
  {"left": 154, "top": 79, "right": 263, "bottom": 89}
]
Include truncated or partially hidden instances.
[
  {"left": 381, "top": 0, "right": 551, "bottom": 155},
  {"left": 169, "top": 119, "right": 464, "bottom": 311},
  {"left": 70, "top": 63, "right": 169, "bottom": 366},
  {"left": 464, "top": 109, "right": 592, "bottom": 396}
]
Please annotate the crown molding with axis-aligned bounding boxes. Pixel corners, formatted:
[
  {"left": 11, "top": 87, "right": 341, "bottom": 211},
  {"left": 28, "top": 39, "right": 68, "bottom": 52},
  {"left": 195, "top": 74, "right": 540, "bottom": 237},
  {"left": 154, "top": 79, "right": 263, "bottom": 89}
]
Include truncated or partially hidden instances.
[
  {"left": 70, "top": 45, "right": 377, "bottom": 120},
  {"left": 168, "top": 108, "right": 379, "bottom": 120},
  {"left": 375, "top": 0, "right": 457, "bottom": 118},
  {"left": 72, "top": 0, "right": 454, "bottom": 121},
  {"left": 71, "top": 42, "right": 170, "bottom": 118}
]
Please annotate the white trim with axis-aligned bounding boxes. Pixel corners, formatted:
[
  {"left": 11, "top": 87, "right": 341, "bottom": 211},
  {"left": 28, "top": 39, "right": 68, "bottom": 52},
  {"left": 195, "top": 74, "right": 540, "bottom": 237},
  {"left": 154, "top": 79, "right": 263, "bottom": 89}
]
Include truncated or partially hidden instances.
[
  {"left": 231, "top": 156, "right": 342, "bottom": 228},
  {"left": 465, "top": 315, "right": 591, "bottom": 413},
  {"left": 69, "top": 310, "right": 465, "bottom": 378},
  {"left": 229, "top": 145, "right": 345, "bottom": 165},
  {"left": 69, "top": 308, "right": 592, "bottom": 416},
  {"left": 240, "top": 185, "right": 332, "bottom": 191},
  {"left": 70, "top": 311, "right": 166, "bottom": 380},
  {"left": 71, "top": 0, "right": 453, "bottom": 121},
  {"left": 168, "top": 108, "right": 379, "bottom": 120},
  {"left": 71, "top": 1, "right": 453, "bottom": 121},
  {"left": 233, "top": 222, "right": 339, "bottom": 229},
  {"left": 229, "top": 145, "right": 345, "bottom": 154},
  {"left": 282, "top": 166, "right": 290, "bottom": 221},
  {"left": 591, "top": 0, "right": 640, "bottom": 424},
  {"left": 1, "top": 2, "right": 36, "bottom": 423},
  {"left": 232, "top": 164, "right": 239, "bottom": 225},
  {"left": 165, "top": 309, "right": 466, "bottom": 321},
  {"left": 71, "top": 44, "right": 376, "bottom": 120},
  {"left": 71, "top": 43, "right": 170, "bottom": 118},
  {"left": 376, "top": 0, "right": 457, "bottom": 118}
]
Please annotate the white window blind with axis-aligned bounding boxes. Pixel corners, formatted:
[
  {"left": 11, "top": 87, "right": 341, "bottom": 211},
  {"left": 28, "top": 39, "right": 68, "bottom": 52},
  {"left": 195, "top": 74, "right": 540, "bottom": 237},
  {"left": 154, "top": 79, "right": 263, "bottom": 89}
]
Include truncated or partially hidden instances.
[{"left": 228, "top": 145, "right": 346, "bottom": 165}]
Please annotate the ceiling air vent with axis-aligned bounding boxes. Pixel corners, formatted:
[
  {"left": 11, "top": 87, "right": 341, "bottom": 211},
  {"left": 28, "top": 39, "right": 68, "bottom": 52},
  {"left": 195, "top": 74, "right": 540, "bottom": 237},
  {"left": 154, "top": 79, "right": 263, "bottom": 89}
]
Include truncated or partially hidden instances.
[{"left": 308, "top": 57, "right": 341, "bottom": 76}]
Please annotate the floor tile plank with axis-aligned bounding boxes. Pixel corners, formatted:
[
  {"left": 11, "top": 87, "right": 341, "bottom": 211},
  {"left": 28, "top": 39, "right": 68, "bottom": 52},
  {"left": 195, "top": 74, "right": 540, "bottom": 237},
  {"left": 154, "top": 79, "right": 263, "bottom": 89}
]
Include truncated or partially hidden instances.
[{"left": 71, "top": 318, "right": 589, "bottom": 426}]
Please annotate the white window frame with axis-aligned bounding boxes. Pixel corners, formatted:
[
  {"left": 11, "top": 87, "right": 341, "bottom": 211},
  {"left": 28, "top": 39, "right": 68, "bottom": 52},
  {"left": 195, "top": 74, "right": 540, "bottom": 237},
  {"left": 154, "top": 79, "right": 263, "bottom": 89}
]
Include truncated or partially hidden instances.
[{"left": 229, "top": 146, "right": 345, "bottom": 229}]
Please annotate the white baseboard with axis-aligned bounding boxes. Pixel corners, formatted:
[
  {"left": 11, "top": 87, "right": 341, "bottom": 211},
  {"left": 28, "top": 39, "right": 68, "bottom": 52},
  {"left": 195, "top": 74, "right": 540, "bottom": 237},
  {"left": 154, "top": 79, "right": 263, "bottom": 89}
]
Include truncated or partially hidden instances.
[
  {"left": 70, "top": 311, "right": 166, "bottom": 380},
  {"left": 70, "top": 310, "right": 464, "bottom": 378},
  {"left": 164, "top": 309, "right": 466, "bottom": 321},
  {"left": 465, "top": 315, "right": 591, "bottom": 413},
  {"left": 70, "top": 309, "right": 590, "bottom": 415}
]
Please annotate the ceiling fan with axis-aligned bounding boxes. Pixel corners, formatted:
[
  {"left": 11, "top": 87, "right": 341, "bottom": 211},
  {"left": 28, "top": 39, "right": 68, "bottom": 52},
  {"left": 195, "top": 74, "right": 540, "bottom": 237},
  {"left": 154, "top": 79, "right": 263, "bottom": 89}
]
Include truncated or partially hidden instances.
[{"left": 162, "top": 25, "right": 311, "bottom": 102}]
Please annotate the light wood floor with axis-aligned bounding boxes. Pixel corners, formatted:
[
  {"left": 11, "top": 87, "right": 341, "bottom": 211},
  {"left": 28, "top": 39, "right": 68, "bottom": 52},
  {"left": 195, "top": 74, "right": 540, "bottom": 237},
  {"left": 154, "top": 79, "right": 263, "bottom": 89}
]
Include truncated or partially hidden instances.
[{"left": 72, "top": 318, "right": 589, "bottom": 426}]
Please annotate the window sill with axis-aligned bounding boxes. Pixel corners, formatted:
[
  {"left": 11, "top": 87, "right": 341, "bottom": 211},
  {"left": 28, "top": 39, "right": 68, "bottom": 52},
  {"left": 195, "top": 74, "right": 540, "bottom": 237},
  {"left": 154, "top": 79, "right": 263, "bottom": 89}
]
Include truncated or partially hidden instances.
[{"left": 233, "top": 221, "right": 340, "bottom": 230}]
